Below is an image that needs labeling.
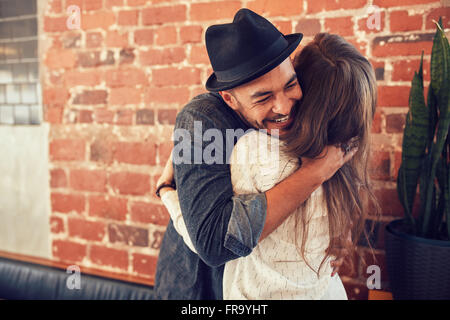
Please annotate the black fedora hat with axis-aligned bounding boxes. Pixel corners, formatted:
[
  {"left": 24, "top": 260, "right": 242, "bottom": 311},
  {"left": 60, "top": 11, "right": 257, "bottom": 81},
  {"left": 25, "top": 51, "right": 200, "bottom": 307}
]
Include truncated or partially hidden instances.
[{"left": 205, "top": 8, "right": 303, "bottom": 92}]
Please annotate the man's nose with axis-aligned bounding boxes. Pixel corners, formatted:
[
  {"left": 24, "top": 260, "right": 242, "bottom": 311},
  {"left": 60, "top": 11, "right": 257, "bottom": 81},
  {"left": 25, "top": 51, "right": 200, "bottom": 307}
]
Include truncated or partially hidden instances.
[{"left": 272, "top": 93, "right": 292, "bottom": 115}]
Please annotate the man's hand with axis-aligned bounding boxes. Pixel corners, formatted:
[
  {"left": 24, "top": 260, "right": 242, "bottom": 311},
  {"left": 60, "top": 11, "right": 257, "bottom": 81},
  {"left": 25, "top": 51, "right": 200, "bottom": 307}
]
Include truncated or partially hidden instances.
[
  {"left": 156, "top": 151, "right": 175, "bottom": 198},
  {"left": 300, "top": 145, "right": 358, "bottom": 183}
]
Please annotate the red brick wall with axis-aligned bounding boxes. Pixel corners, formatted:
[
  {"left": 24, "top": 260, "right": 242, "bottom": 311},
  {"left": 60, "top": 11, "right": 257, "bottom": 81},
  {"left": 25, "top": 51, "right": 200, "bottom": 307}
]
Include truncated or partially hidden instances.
[{"left": 42, "top": 0, "right": 449, "bottom": 299}]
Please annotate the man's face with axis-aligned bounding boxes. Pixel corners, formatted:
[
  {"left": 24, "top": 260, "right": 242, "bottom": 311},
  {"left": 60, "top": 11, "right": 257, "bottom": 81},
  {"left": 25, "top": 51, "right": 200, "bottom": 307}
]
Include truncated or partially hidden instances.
[{"left": 220, "top": 57, "right": 302, "bottom": 135}]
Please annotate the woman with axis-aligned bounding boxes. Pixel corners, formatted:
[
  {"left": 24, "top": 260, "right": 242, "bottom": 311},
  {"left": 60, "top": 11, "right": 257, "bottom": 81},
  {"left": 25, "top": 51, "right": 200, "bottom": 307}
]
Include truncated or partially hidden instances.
[{"left": 160, "top": 33, "right": 380, "bottom": 299}]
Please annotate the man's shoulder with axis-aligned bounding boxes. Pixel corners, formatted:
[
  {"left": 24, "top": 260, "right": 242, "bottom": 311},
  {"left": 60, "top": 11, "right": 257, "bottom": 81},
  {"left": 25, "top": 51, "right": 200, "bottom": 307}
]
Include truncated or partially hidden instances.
[{"left": 176, "top": 92, "right": 239, "bottom": 129}]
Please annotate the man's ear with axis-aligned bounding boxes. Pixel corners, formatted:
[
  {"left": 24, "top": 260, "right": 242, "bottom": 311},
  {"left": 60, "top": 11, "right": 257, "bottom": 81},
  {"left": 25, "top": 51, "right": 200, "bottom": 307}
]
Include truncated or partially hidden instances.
[{"left": 219, "top": 90, "right": 238, "bottom": 111}]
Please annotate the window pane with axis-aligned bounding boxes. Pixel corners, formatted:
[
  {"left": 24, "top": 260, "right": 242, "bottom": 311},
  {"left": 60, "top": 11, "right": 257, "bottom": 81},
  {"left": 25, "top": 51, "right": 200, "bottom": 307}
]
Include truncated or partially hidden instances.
[
  {"left": 0, "top": 21, "right": 12, "bottom": 39},
  {"left": 21, "top": 83, "right": 36, "bottom": 103},
  {"left": 15, "top": 0, "right": 37, "bottom": 16},
  {"left": 0, "top": 64, "right": 12, "bottom": 83},
  {"left": 29, "top": 104, "right": 40, "bottom": 124},
  {"left": 0, "top": 105, "right": 14, "bottom": 124},
  {"left": 10, "top": 18, "right": 37, "bottom": 38},
  {"left": 19, "top": 40, "right": 37, "bottom": 59},
  {"left": 28, "top": 62, "right": 38, "bottom": 81},
  {"left": 12, "top": 63, "right": 28, "bottom": 82},
  {"left": 0, "top": 85, "right": 5, "bottom": 103},
  {"left": 6, "top": 84, "right": 21, "bottom": 103},
  {"left": 4, "top": 42, "right": 20, "bottom": 60},
  {"left": 14, "top": 105, "right": 29, "bottom": 124}
]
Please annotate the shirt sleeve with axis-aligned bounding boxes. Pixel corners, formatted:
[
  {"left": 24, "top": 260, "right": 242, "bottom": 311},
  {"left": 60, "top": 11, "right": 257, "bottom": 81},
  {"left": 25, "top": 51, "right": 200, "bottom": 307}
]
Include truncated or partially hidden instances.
[{"left": 173, "top": 107, "right": 267, "bottom": 267}]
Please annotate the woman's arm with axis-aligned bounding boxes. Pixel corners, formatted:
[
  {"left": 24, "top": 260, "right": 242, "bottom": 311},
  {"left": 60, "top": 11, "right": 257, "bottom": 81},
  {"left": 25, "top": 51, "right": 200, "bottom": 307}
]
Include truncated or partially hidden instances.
[{"left": 161, "top": 190, "right": 198, "bottom": 253}]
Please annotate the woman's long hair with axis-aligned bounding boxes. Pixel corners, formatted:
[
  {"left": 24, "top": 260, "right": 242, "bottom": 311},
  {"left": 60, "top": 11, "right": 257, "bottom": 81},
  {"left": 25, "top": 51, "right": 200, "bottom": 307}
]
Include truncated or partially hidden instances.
[{"left": 281, "top": 33, "right": 381, "bottom": 276}]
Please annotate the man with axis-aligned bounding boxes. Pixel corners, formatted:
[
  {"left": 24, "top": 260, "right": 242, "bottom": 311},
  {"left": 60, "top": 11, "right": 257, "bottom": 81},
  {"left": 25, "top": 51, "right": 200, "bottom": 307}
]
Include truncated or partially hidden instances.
[{"left": 154, "top": 9, "right": 356, "bottom": 300}]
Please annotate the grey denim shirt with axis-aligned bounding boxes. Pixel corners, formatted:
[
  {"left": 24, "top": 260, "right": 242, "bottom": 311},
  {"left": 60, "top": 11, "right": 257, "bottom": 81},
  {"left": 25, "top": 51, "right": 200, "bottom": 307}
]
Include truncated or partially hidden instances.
[{"left": 154, "top": 92, "right": 267, "bottom": 299}]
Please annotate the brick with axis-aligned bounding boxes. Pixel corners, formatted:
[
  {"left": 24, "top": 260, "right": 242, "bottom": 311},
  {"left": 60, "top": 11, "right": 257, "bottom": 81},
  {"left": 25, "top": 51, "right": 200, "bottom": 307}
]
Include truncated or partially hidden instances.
[
  {"left": 64, "top": 69, "right": 103, "bottom": 87},
  {"left": 118, "top": 10, "right": 139, "bottom": 26},
  {"left": 325, "top": 17, "right": 354, "bottom": 37},
  {"left": 51, "top": 192, "right": 85, "bottom": 213},
  {"left": 134, "top": 29, "right": 154, "bottom": 46},
  {"left": 88, "top": 195, "right": 128, "bottom": 221},
  {"left": 127, "top": 0, "right": 147, "bottom": 6},
  {"left": 142, "top": 5, "right": 186, "bottom": 25},
  {"left": 115, "top": 109, "right": 134, "bottom": 125},
  {"left": 73, "top": 90, "right": 108, "bottom": 104},
  {"left": 105, "top": 30, "right": 129, "bottom": 47},
  {"left": 77, "top": 51, "right": 115, "bottom": 68},
  {"left": 273, "top": 20, "right": 292, "bottom": 35},
  {"left": 306, "top": 0, "right": 366, "bottom": 13},
  {"left": 247, "top": 0, "right": 303, "bottom": 17},
  {"left": 108, "top": 223, "right": 149, "bottom": 247},
  {"left": 45, "top": 105, "right": 64, "bottom": 124},
  {"left": 43, "top": 87, "right": 70, "bottom": 106},
  {"left": 390, "top": 11, "right": 423, "bottom": 32},
  {"left": 132, "top": 253, "right": 158, "bottom": 277},
  {"left": 86, "top": 32, "right": 103, "bottom": 48},
  {"left": 119, "top": 48, "right": 135, "bottom": 64},
  {"left": 130, "top": 201, "right": 169, "bottom": 225},
  {"left": 157, "top": 109, "right": 177, "bottom": 125},
  {"left": 180, "top": 25, "right": 203, "bottom": 44},
  {"left": 372, "top": 110, "right": 382, "bottom": 134},
  {"left": 50, "top": 215, "right": 65, "bottom": 234},
  {"left": 50, "top": 168, "right": 68, "bottom": 188},
  {"left": 69, "top": 169, "right": 107, "bottom": 192},
  {"left": 357, "top": 11, "right": 385, "bottom": 33},
  {"left": 377, "top": 86, "right": 411, "bottom": 107},
  {"left": 188, "top": 45, "right": 209, "bottom": 65},
  {"left": 425, "top": 7, "right": 450, "bottom": 30},
  {"left": 113, "top": 142, "right": 156, "bottom": 165},
  {"left": 47, "top": 0, "right": 62, "bottom": 14},
  {"left": 139, "top": 47, "right": 186, "bottom": 66},
  {"left": 105, "top": 0, "right": 124, "bottom": 9},
  {"left": 90, "top": 138, "right": 113, "bottom": 163},
  {"left": 61, "top": 33, "right": 82, "bottom": 49},
  {"left": 81, "top": 11, "right": 115, "bottom": 30},
  {"left": 158, "top": 141, "right": 173, "bottom": 165},
  {"left": 45, "top": 48, "right": 77, "bottom": 69},
  {"left": 109, "top": 172, "right": 151, "bottom": 195},
  {"left": 43, "top": 16, "right": 67, "bottom": 33},
  {"left": 392, "top": 58, "right": 431, "bottom": 82},
  {"left": 52, "top": 239, "right": 87, "bottom": 263},
  {"left": 374, "top": 0, "right": 438, "bottom": 8},
  {"left": 373, "top": 188, "right": 405, "bottom": 217},
  {"left": 136, "top": 109, "right": 155, "bottom": 125},
  {"left": 105, "top": 67, "right": 148, "bottom": 87},
  {"left": 386, "top": 113, "right": 406, "bottom": 133},
  {"left": 154, "top": 26, "right": 177, "bottom": 45},
  {"left": 94, "top": 108, "right": 115, "bottom": 124},
  {"left": 144, "top": 87, "right": 190, "bottom": 105},
  {"left": 89, "top": 245, "right": 128, "bottom": 271},
  {"left": 78, "top": 110, "right": 93, "bottom": 123},
  {"left": 50, "top": 139, "right": 85, "bottom": 161},
  {"left": 109, "top": 87, "right": 142, "bottom": 105},
  {"left": 190, "top": 1, "right": 241, "bottom": 21},
  {"left": 152, "top": 67, "right": 201, "bottom": 87},
  {"left": 66, "top": 0, "right": 103, "bottom": 11},
  {"left": 369, "top": 151, "right": 391, "bottom": 180},
  {"left": 372, "top": 33, "right": 434, "bottom": 57},
  {"left": 295, "top": 19, "right": 321, "bottom": 36},
  {"left": 68, "top": 217, "right": 106, "bottom": 241}
]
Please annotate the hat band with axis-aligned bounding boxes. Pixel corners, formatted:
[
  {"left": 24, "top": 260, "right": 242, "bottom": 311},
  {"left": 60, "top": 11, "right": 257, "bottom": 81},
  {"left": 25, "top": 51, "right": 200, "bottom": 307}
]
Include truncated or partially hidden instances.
[{"left": 214, "top": 35, "right": 289, "bottom": 83}]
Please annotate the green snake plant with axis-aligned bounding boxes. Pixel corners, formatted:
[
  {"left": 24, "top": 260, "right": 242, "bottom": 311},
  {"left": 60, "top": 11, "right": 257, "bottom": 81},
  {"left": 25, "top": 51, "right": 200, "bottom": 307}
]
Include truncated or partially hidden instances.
[{"left": 397, "top": 18, "right": 450, "bottom": 240}]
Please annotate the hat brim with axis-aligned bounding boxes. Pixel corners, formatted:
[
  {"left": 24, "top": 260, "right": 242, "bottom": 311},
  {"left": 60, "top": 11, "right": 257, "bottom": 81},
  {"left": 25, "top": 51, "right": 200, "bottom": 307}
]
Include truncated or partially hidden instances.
[{"left": 205, "top": 33, "right": 303, "bottom": 92}]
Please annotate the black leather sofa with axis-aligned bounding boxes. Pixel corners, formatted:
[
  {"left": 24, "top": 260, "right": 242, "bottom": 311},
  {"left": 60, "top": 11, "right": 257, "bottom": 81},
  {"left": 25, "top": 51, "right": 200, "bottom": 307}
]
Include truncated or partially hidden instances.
[{"left": 0, "top": 254, "right": 154, "bottom": 300}]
